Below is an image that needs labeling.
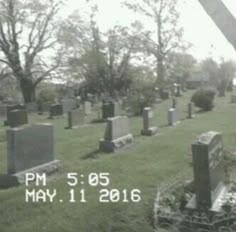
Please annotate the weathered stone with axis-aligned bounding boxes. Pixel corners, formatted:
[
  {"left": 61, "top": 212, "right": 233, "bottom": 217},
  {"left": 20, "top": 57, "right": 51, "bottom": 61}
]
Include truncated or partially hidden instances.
[
  {"left": 49, "top": 104, "right": 63, "bottom": 118},
  {"left": 141, "top": 107, "right": 159, "bottom": 136},
  {"left": 102, "top": 101, "right": 120, "bottom": 119},
  {"left": 187, "top": 131, "right": 227, "bottom": 212},
  {"left": 62, "top": 99, "right": 77, "bottom": 113},
  {"left": 6, "top": 123, "right": 60, "bottom": 177},
  {"left": 99, "top": 116, "right": 133, "bottom": 152},
  {"left": 66, "top": 109, "right": 85, "bottom": 129},
  {"left": 8, "top": 109, "right": 28, "bottom": 128}
]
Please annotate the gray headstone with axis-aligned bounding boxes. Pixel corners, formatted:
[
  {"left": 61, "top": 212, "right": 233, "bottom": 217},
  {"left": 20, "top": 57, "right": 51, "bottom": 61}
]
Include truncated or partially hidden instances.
[
  {"left": 62, "top": 99, "right": 77, "bottom": 113},
  {"left": 141, "top": 107, "right": 159, "bottom": 136},
  {"left": 168, "top": 108, "right": 177, "bottom": 126},
  {"left": 189, "top": 131, "right": 225, "bottom": 211},
  {"left": 67, "top": 109, "right": 85, "bottom": 129},
  {"left": 7, "top": 123, "right": 56, "bottom": 174},
  {"left": 99, "top": 116, "right": 133, "bottom": 152},
  {"left": 8, "top": 109, "right": 28, "bottom": 128}
]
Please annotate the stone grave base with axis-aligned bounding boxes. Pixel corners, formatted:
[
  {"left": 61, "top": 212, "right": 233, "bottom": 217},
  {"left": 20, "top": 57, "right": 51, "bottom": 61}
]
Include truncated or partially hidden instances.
[
  {"left": 0, "top": 160, "right": 61, "bottom": 188},
  {"left": 99, "top": 134, "right": 133, "bottom": 152},
  {"left": 169, "top": 121, "right": 180, "bottom": 126},
  {"left": 141, "top": 127, "right": 159, "bottom": 136},
  {"left": 186, "top": 182, "right": 231, "bottom": 213}
]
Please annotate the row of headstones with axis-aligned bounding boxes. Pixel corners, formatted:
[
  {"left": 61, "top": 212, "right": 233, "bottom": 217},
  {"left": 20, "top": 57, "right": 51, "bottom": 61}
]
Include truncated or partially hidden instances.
[
  {"left": 1, "top": 110, "right": 228, "bottom": 215},
  {"left": 100, "top": 112, "right": 229, "bottom": 214},
  {"left": 99, "top": 102, "right": 195, "bottom": 153},
  {"left": 0, "top": 99, "right": 93, "bottom": 128}
]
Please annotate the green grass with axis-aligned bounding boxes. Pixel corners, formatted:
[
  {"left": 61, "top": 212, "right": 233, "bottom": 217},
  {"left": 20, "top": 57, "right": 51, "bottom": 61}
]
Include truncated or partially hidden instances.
[{"left": 0, "top": 91, "right": 236, "bottom": 232}]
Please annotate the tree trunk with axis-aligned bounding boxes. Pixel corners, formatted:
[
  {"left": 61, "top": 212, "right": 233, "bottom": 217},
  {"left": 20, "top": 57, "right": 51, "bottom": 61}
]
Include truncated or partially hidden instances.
[{"left": 20, "top": 78, "right": 36, "bottom": 103}]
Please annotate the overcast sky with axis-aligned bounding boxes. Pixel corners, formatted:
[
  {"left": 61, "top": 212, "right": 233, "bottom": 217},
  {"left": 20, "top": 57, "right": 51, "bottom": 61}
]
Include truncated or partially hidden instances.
[{"left": 62, "top": 0, "right": 236, "bottom": 62}]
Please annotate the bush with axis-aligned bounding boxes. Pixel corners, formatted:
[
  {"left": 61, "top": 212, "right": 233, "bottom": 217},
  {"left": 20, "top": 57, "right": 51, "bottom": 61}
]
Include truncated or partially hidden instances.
[
  {"left": 128, "top": 90, "right": 156, "bottom": 116},
  {"left": 191, "top": 88, "right": 216, "bottom": 111},
  {"left": 37, "top": 88, "right": 56, "bottom": 104}
]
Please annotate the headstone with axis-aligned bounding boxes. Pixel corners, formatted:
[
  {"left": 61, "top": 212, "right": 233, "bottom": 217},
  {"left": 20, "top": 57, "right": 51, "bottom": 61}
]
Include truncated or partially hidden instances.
[
  {"left": 141, "top": 107, "right": 159, "bottom": 136},
  {"left": 231, "top": 95, "right": 236, "bottom": 103},
  {"left": 99, "top": 116, "right": 133, "bottom": 152},
  {"left": 49, "top": 104, "right": 63, "bottom": 119},
  {"left": 83, "top": 101, "right": 92, "bottom": 115},
  {"left": 172, "top": 98, "right": 177, "bottom": 108},
  {"left": 8, "top": 109, "right": 28, "bottom": 128},
  {"left": 5, "top": 104, "right": 26, "bottom": 126},
  {"left": 66, "top": 109, "right": 85, "bottom": 129},
  {"left": 6, "top": 123, "right": 61, "bottom": 183},
  {"left": 168, "top": 108, "right": 178, "bottom": 126},
  {"left": 187, "top": 131, "right": 226, "bottom": 212},
  {"left": 187, "top": 102, "right": 195, "bottom": 119},
  {"left": 7, "top": 123, "right": 59, "bottom": 182},
  {"left": 62, "top": 99, "right": 77, "bottom": 113},
  {"left": 102, "top": 101, "right": 120, "bottom": 119}
]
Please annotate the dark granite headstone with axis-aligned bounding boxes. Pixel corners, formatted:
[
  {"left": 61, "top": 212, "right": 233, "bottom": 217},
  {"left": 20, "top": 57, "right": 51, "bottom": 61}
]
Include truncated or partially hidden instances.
[
  {"left": 5, "top": 104, "right": 26, "bottom": 125},
  {"left": 8, "top": 109, "right": 28, "bottom": 128},
  {"left": 102, "top": 101, "right": 120, "bottom": 119},
  {"left": 49, "top": 104, "right": 63, "bottom": 119},
  {"left": 189, "top": 131, "right": 225, "bottom": 211}
]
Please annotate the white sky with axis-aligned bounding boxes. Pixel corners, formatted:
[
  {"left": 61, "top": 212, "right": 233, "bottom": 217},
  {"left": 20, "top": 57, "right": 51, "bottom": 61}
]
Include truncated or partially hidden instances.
[{"left": 62, "top": 0, "right": 236, "bottom": 62}]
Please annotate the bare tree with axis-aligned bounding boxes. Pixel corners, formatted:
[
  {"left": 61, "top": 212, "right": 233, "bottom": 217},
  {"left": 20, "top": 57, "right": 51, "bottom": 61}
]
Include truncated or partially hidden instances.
[
  {"left": 0, "top": 0, "right": 61, "bottom": 103},
  {"left": 124, "top": 0, "right": 189, "bottom": 88}
]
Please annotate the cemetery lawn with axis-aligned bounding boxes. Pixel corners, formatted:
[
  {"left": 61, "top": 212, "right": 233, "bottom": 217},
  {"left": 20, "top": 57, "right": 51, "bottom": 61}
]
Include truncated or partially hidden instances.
[{"left": 0, "top": 91, "right": 235, "bottom": 232}]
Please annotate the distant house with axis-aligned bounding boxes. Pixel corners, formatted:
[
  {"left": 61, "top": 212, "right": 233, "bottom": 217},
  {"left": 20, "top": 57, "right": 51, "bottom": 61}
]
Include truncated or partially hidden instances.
[{"left": 186, "top": 71, "right": 210, "bottom": 89}]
